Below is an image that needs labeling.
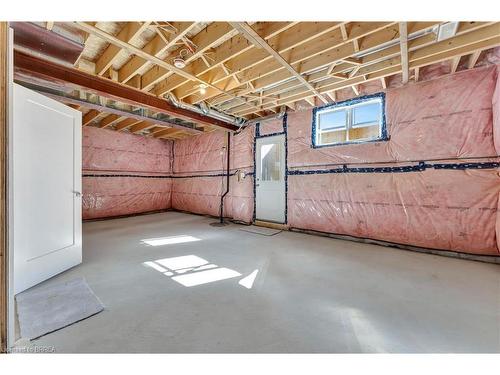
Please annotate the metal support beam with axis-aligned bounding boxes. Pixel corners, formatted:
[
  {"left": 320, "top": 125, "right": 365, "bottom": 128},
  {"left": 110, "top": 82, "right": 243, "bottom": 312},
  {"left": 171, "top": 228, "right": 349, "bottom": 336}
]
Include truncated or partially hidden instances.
[
  {"left": 31, "top": 88, "right": 203, "bottom": 133},
  {"left": 13, "top": 50, "right": 237, "bottom": 131}
]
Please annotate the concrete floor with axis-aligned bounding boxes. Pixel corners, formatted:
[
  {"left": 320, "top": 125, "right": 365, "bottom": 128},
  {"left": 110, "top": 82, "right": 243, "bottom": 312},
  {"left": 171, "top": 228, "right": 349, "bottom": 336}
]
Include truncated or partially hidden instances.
[{"left": 25, "top": 212, "right": 500, "bottom": 353}]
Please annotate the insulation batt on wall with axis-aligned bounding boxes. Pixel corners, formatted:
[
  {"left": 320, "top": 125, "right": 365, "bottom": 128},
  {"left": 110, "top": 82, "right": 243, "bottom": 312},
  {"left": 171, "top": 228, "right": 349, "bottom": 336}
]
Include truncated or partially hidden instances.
[
  {"left": 171, "top": 126, "right": 254, "bottom": 223},
  {"left": 81, "top": 62, "right": 500, "bottom": 256},
  {"left": 285, "top": 64, "right": 500, "bottom": 256},
  {"left": 82, "top": 126, "right": 173, "bottom": 219}
]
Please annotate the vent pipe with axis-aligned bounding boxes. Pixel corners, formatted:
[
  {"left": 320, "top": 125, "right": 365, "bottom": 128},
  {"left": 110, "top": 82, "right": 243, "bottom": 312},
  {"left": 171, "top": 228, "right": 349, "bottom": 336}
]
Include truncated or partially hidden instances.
[{"left": 167, "top": 93, "right": 245, "bottom": 128}]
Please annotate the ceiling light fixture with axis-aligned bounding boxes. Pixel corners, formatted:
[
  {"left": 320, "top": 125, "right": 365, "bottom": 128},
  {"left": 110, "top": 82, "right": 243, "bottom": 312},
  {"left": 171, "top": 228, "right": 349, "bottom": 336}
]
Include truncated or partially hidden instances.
[
  {"left": 173, "top": 49, "right": 189, "bottom": 69},
  {"left": 199, "top": 84, "right": 207, "bottom": 95}
]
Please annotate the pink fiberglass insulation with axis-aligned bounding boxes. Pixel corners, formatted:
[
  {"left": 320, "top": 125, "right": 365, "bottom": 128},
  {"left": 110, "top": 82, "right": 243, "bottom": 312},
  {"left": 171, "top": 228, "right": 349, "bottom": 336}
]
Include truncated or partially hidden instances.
[
  {"left": 82, "top": 126, "right": 173, "bottom": 219},
  {"left": 288, "top": 169, "right": 499, "bottom": 255},
  {"left": 286, "top": 65, "right": 500, "bottom": 255},
  {"left": 258, "top": 117, "right": 284, "bottom": 136},
  {"left": 83, "top": 176, "right": 172, "bottom": 219},
  {"left": 171, "top": 126, "right": 254, "bottom": 223},
  {"left": 83, "top": 126, "right": 172, "bottom": 174},
  {"left": 288, "top": 66, "right": 498, "bottom": 167},
  {"left": 493, "top": 65, "right": 500, "bottom": 155}
]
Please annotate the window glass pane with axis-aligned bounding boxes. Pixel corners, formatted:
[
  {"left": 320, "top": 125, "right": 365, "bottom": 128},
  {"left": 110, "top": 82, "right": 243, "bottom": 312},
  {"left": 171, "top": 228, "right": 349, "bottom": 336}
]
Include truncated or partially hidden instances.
[
  {"left": 320, "top": 130, "right": 347, "bottom": 145},
  {"left": 349, "top": 125, "right": 380, "bottom": 141},
  {"left": 353, "top": 102, "right": 380, "bottom": 127},
  {"left": 318, "top": 109, "right": 347, "bottom": 130},
  {"left": 260, "top": 143, "right": 281, "bottom": 181}
]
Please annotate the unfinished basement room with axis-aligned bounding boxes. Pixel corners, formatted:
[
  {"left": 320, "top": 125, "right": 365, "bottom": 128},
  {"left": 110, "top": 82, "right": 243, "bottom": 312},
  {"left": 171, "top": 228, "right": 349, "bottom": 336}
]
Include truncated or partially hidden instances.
[{"left": 1, "top": 2, "right": 500, "bottom": 367}]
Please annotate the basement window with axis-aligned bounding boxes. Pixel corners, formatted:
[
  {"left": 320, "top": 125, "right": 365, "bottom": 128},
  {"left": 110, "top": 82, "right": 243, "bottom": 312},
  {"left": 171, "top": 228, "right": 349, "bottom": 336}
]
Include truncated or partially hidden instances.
[{"left": 312, "top": 93, "right": 387, "bottom": 147}]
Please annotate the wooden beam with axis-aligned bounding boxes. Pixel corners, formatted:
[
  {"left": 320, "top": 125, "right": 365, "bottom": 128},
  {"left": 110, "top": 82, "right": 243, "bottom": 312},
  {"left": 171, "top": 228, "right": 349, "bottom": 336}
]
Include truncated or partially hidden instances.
[
  {"left": 380, "top": 77, "right": 387, "bottom": 89},
  {"left": 326, "top": 91, "right": 336, "bottom": 102},
  {"left": 143, "top": 22, "right": 240, "bottom": 92},
  {"left": 73, "top": 22, "right": 259, "bottom": 114},
  {"left": 399, "top": 22, "right": 409, "bottom": 84},
  {"left": 0, "top": 21, "right": 8, "bottom": 354},
  {"left": 414, "top": 67, "right": 419, "bottom": 82},
  {"left": 118, "top": 22, "right": 197, "bottom": 84},
  {"left": 450, "top": 56, "right": 461, "bottom": 73},
  {"left": 340, "top": 23, "right": 348, "bottom": 41},
  {"left": 211, "top": 22, "right": 415, "bottom": 111},
  {"left": 229, "top": 22, "right": 328, "bottom": 104},
  {"left": 130, "top": 121, "right": 155, "bottom": 133},
  {"left": 352, "top": 85, "right": 359, "bottom": 96},
  {"left": 467, "top": 50, "right": 481, "bottom": 69},
  {"left": 234, "top": 28, "right": 500, "bottom": 116},
  {"left": 153, "top": 128, "right": 182, "bottom": 138},
  {"left": 152, "top": 22, "right": 296, "bottom": 97},
  {"left": 98, "top": 114, "right": 123, "bottom": 129},
  {"left": 114, "top": 117, "right": 142, "bottom": 131},
  {"left": 83, "top": 109, "right": 100, "bottom": 126},
  {"left": 46, "top": 22, "right": 54, "bottom": 31},
  {"left": 95, "top": 22, "right": 151, "bottom": 76},
  {"left": 172, "top": 21, "right": 347, "bottom": 102},
  {"left": 14, "top": 50, "right": 237, "bottom": 131}
]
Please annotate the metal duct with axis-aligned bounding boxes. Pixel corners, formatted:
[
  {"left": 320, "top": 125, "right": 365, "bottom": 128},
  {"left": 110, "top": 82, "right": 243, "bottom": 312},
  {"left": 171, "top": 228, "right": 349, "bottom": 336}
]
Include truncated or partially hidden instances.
[
  {"left": 167, "top": 93, "right": 245, "bottom": 128},
  {"left": 245, "top": 106, "right": 287, "bottom": 125}
]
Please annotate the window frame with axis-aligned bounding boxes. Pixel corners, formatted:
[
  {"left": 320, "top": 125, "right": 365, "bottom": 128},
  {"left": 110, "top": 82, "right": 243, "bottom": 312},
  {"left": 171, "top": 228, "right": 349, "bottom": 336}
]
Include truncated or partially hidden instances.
[{"left": 311, "top": 92, "right": 388, "bottom": 148}]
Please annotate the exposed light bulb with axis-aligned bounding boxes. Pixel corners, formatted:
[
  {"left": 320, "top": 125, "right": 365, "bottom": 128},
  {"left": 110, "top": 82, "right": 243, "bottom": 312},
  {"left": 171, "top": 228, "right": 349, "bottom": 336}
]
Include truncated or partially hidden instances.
[{"left": 199, "top": 84, "right": 207, "bottom": 95}]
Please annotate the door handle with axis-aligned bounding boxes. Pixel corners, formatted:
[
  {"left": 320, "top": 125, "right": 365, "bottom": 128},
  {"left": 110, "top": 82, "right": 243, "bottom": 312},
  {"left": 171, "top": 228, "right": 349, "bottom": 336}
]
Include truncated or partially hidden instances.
[
  {"left": 73, "top": 190, "right": 82, "bottom": 197},
  {"left": 256, "top": 184, "right": 260, "bottom": 187}
]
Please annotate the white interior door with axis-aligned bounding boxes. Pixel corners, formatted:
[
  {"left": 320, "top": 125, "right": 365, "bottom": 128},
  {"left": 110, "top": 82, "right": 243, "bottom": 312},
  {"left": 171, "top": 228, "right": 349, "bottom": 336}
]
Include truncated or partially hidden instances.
[
  {"left": 12, "top": 83, "right": 82, "bottom": 294},
  {"left": 255, "top": 134, "right": 286, "bottom": 223}
]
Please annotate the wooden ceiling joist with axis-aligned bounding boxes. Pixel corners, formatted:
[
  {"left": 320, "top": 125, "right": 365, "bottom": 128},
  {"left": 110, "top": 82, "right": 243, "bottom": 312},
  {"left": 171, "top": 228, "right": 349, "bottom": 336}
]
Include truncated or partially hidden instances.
[
  {"left": 232, "top": 22, "right": 500, "bottom": 116},
  {"left": 185, "top": 22, "right": 386, "bottom": 106},
  {"left": 229, "top": 22, "right": 329, "bottom": 104},
  {"left": 130, "top": 121, "right": 156, "bottom": 134},
  {"left": 142, "top": 22, "right": 240, "bottom": 92},
  {"left": 118, "top": 22, "right": 197, "bottom": 84},
  {"left": 83, "top": 109, "right": 100, "bottom": 126},
  {"left": 231, "top": 22, "right": 328, "bottom": 104},
  {"left": 210, "top": 22, "right": 410, "bottom": 112},
  {"left": 114, "top": 117, "right": 143, "bottom": 131},
  {"left": 14, "top": 50, "right": 237, "bottom": 131},
  {"left": 399, "top": 22, "right": 409, "bottom": 84},
  {"left": 237, "top": 32, "right": 500, "bottom": 116},
  {"left": 98, "top": 114, "right": 124, "bottom": 129},
  {"left": 467, "top": 50, "right": 482, "bottom": 69},
  {"left": 95, "top": 22, "right": 151, "bottom": 76},
  {"left": 73, "top": 22, "right": 267, "bottom": 115},
  {"left": 220, "top": 21, "right": 488, "bottom": 115},
  {"left": 153, "top": 22, "right": 297, "bottom": 97},
  {"left": 16, "top": 20, "right": 498, "bottom": 133}
]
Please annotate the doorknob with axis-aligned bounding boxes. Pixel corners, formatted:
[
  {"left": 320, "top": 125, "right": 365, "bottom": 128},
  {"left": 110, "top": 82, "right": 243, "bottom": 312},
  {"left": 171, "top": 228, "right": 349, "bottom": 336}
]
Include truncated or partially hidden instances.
[{"left": 73, "top": 190, "right": 82, "bottom": 197}]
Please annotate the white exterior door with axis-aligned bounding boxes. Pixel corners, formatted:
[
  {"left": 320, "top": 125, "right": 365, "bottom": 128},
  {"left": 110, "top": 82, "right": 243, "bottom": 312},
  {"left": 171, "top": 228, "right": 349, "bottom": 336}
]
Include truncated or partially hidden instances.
[
  {"left": 12, "top": 84, "right": 82, "bottom": 294},
  {"left": 255, "top": 134, "right": 286, "bottom": 223}
]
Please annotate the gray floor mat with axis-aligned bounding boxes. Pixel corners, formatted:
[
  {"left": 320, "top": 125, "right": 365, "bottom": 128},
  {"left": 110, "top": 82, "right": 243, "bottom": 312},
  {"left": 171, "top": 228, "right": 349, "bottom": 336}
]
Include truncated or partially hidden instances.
[
  {"left": 15, "top": 277, "right": 104, "bottom": 340},
  {"left": 239, "top": 226, "right": 282, "bottom": 236}
]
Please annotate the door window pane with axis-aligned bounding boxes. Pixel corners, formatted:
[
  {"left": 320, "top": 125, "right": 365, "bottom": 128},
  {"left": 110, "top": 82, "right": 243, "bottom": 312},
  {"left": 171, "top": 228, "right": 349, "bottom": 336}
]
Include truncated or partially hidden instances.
[{"left": 260, "top": 143, "right": 281, "bottom": 181}]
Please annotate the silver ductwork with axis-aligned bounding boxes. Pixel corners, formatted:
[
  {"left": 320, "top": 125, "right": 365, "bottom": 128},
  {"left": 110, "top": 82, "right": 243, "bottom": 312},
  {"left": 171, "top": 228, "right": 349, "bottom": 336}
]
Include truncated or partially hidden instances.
[
  {"left": 167, "top": 93, "right": 246, "bottom": 127},
  {"left": 245, "top": 105, "right": 287, "bottom": 125}
]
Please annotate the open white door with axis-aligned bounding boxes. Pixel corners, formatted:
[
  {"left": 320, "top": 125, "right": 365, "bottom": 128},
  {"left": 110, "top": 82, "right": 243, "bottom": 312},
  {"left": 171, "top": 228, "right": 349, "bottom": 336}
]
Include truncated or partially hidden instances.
[
  {"left": 255, "top": 134, "right": 286, "bottom": 223},
  {"left": 12, "top": 83, "right": 82, "bottom": 295}
]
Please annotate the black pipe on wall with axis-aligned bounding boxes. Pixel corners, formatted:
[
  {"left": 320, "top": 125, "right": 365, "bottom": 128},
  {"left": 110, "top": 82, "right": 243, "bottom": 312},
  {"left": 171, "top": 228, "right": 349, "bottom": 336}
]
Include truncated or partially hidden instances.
[{"left": 219, "top": 132, "right": 231, "bottom": 223}]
